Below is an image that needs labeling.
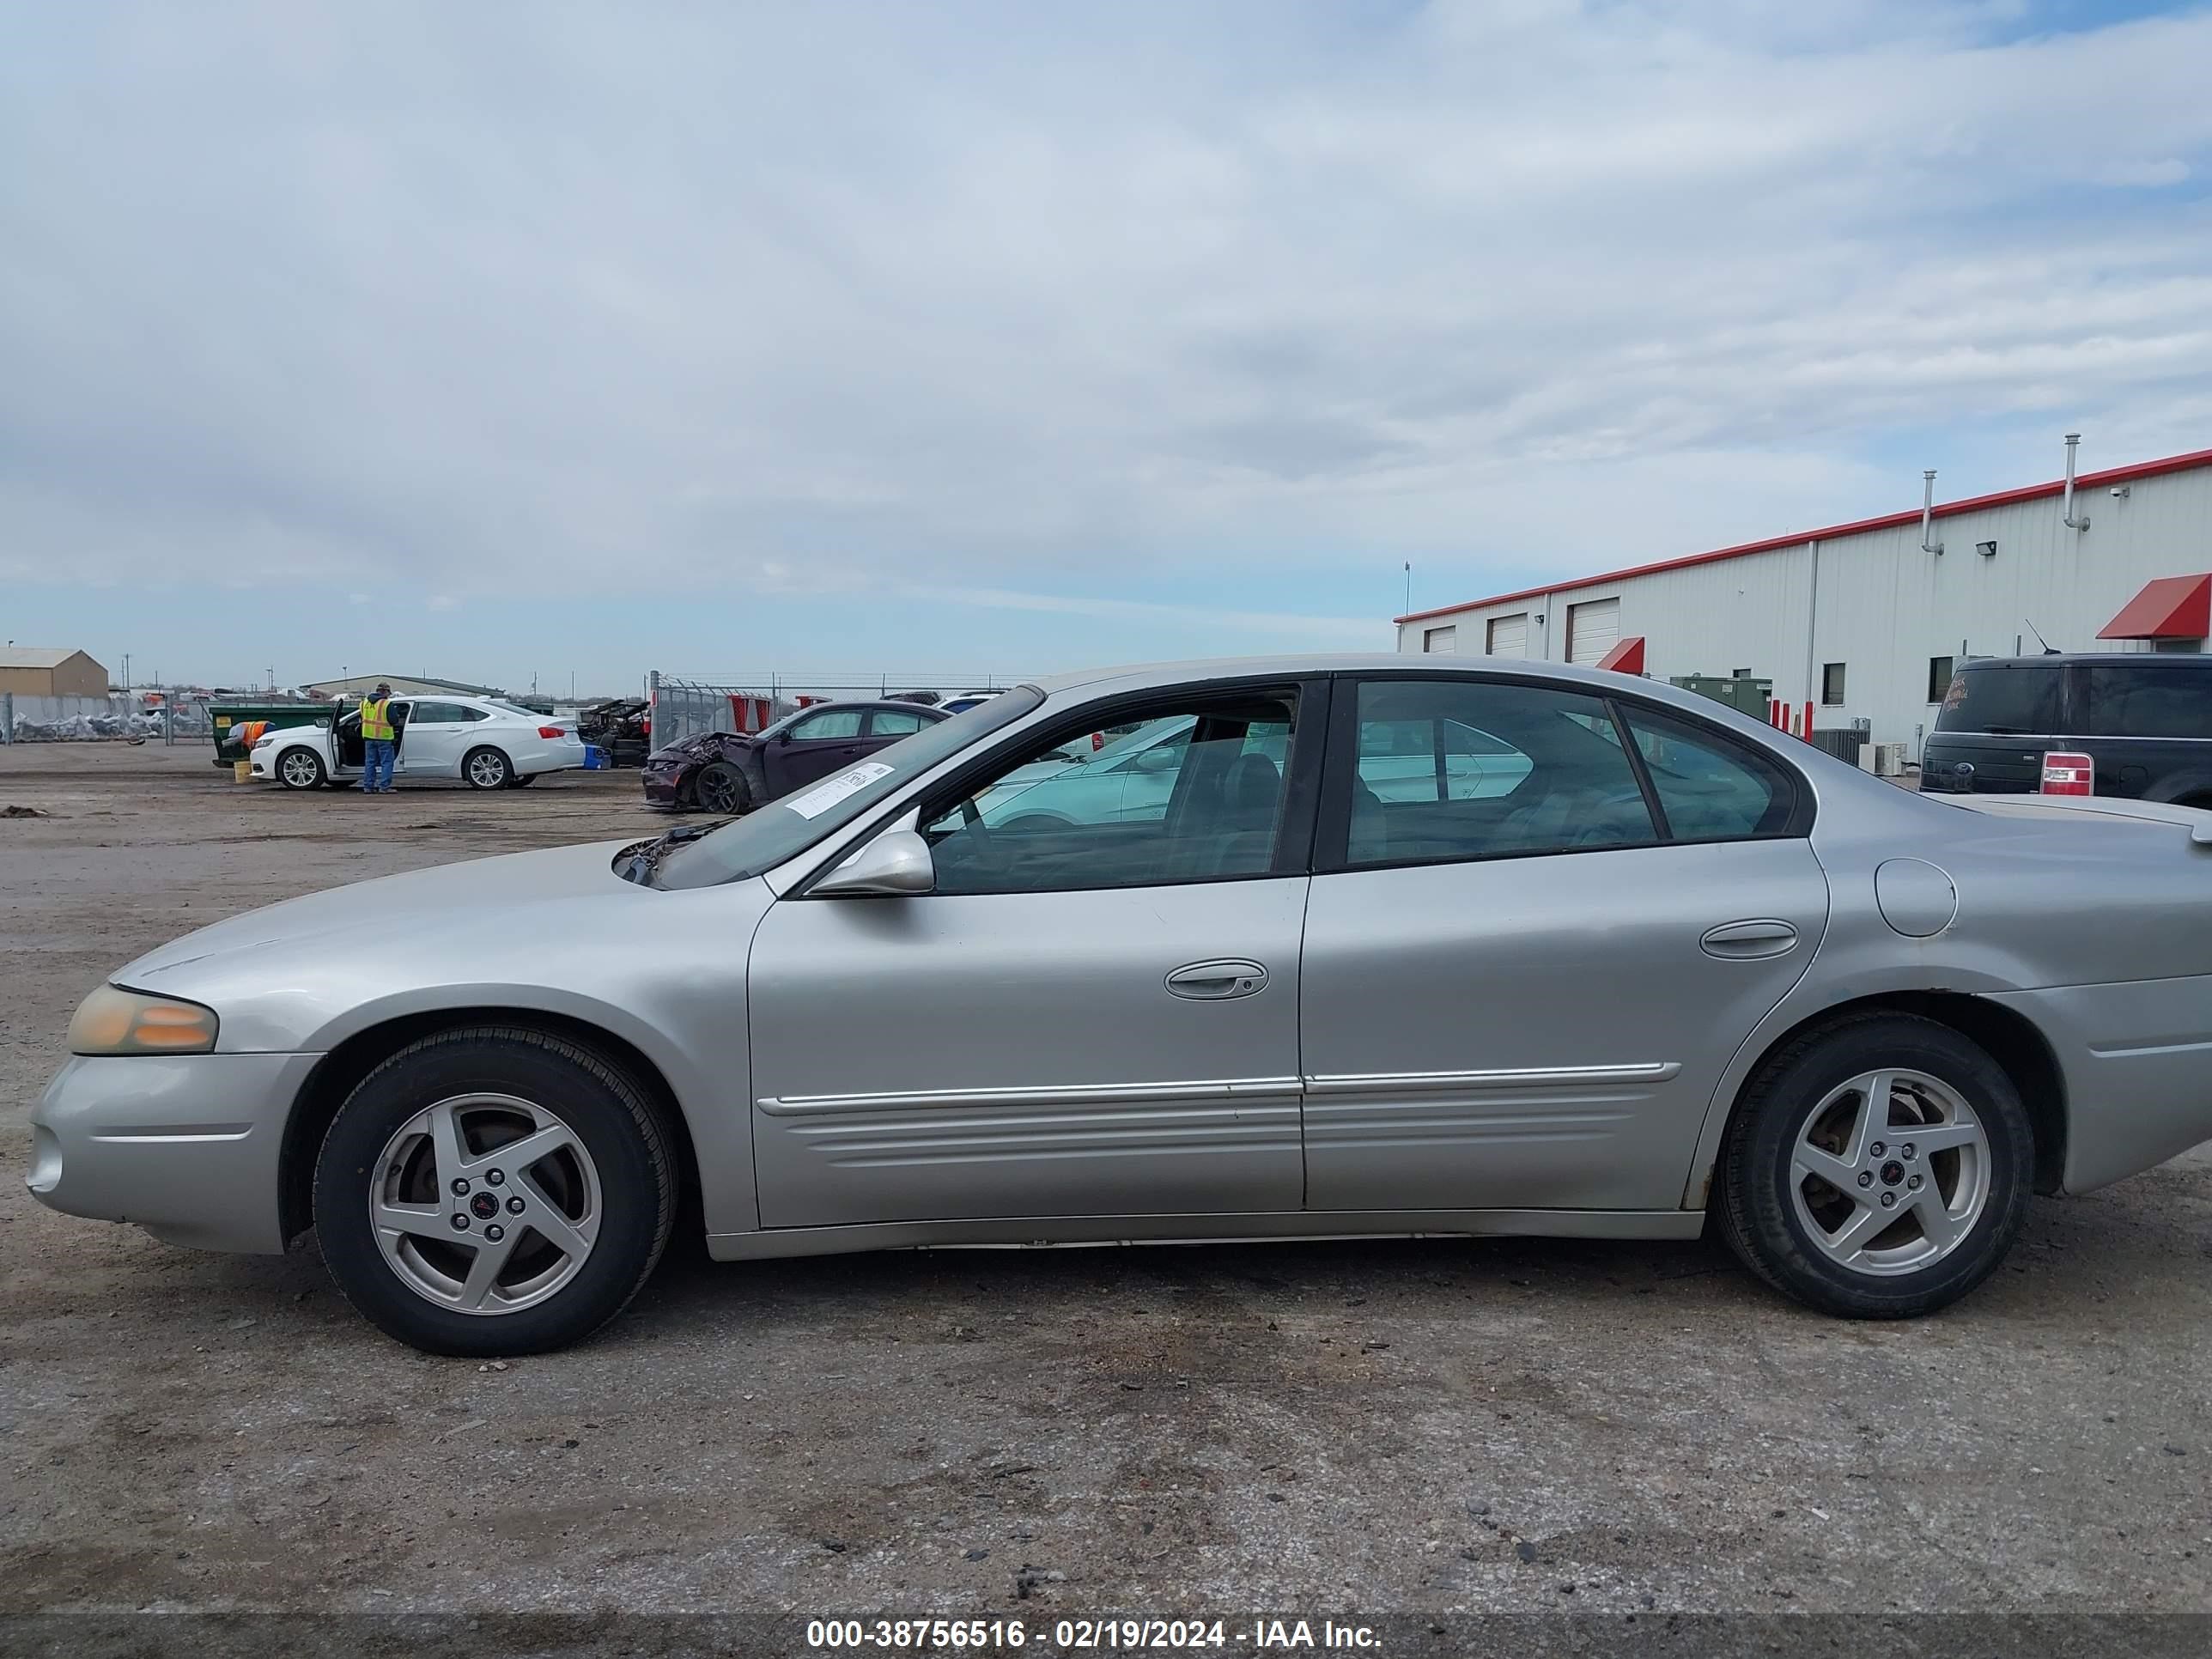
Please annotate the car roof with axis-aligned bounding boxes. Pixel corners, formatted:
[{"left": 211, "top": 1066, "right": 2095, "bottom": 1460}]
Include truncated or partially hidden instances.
[
  {"left": 793, "top": 699, "right": 951, "bottom": 714},
  {"left": 1954, "top": 653, "right": 2212, "bottom": 668}
]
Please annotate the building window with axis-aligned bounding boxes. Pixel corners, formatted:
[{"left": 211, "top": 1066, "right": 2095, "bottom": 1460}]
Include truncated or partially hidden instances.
[
  {"left": 1422, "top": 625, "right": 1457, "bottom": 654},
  {"left": 1820, "top": 663, "right": 1846, "bottom": 706},
  {"left": 1927, "top": 656, "right": 1954, "bottom": 704}
]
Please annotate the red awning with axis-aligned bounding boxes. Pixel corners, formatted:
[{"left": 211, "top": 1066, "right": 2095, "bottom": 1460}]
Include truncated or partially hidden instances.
[
  {"left": 2099, "top": 574, "right": 2211, "bottom": 640},
  {"left": 1595, "top": 635, "right": 1646, "bottom": 674}
]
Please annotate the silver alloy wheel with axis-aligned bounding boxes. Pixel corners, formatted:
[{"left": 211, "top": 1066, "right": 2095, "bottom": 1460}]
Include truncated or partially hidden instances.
[
  {"left": 466, "top": 749, "right": 509, "bottom": 789},
  {"left": 369, "top": 1092, "right": 602, "bottom": 1316},
  {"left": 1790, "top": 1068, "right": 1991, "bottom": 1276},
  {"left": 279, "top": 750, "right": 320, "bottom": 788}
]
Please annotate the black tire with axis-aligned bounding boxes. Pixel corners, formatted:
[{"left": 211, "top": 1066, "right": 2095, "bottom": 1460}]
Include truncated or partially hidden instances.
[
  {"left": 1717, "top": 1012, "right": 2033, "bottom": 1318},
  {"left": 313, "top": 1028, "right": 676, "bottom": 1356},
  {"left": 506, "top": 773, "right": 538, "bottom": 788},
  {"left": 273, "top": 746, "right": 326, "bottom": 790},
  {"left": 462, "top": 745, "right": 513, "bottom": 791},
  {"left": 693, "top": 761, "right": 749, "bottom": 816},
  {"left": 323, "top": 778, "right": 356, "bottom": 791}
]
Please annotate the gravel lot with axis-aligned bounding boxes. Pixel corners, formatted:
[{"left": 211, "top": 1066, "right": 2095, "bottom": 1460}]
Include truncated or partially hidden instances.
[{"left": 3, "top": 744, "right": 2209, "bottom": 1623}]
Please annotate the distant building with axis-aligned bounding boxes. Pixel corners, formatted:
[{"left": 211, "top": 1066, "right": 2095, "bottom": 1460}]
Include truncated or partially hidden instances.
[
  {"left": 1395, "top": 438, "right": 2212, "bottom": 758},
  {"left": 299, "top": 673, "right": 512, "bottom": 701},
  {"left": 0, "top": 647, "right": 110, "bottom": 698}
]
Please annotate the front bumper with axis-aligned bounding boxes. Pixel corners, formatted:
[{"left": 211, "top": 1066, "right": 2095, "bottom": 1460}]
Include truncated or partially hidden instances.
[
  {"left": 27, "top": 1052, "right": 321, "bottom": 1253},
  {"left": 640, "top": 766, "right": 688, "bottom": 808}
]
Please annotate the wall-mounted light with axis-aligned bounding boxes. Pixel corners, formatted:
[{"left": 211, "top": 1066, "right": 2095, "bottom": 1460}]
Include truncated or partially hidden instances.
[{"left": 1976, "top": 540, "right": 1998, "bottom": 559}]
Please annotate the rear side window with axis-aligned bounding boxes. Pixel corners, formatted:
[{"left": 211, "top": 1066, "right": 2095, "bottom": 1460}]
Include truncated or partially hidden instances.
[
  {"left": 1933, "top": 665, "right": 2061, "bottom": 734},
  {"left": 1618, "top": 705, "right": 1796, "bottom": 839},
  {"left": 867, "top": 708, "right": 931, "bottom": 738},
  {"left": 2081, "top": 665, "right": 2212, "bottom": 738},
  {"left": 1344, "top": 680, "right": 1656, "bottom": 866}
]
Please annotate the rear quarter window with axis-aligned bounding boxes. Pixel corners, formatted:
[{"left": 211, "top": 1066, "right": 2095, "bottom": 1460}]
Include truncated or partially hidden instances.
[{"left": 2081, "top": 665, "right": 2212, "bottom": 738}]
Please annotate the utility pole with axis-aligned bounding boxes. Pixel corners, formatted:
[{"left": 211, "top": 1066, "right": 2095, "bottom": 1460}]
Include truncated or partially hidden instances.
[{"left": 1403, "top": 562, "right": 1412, "bottom": 615}]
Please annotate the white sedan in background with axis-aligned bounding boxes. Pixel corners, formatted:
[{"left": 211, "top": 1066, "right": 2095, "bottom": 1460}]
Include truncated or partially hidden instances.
[{"left": 251, "top": 696, "right": 587, "bottom": 792}]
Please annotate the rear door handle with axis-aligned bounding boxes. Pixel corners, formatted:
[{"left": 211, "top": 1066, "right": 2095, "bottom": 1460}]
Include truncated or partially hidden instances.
[
  {"left": 1699, "top": 920, "right": 1799, "bottom": 960},
  {"left": 1164, "top": 959, "right": 1269, "bottom": 1000}
]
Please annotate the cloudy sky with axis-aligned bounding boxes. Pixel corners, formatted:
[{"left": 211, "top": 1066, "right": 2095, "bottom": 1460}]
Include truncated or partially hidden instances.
[{"left": 5, "top": 0, "right": 2210, "bottom": 695}]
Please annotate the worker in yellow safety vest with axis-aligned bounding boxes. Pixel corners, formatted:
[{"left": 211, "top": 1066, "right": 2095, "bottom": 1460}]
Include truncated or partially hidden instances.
[{"left": 359, "top": 683, "right": 398, "bottom": 794}]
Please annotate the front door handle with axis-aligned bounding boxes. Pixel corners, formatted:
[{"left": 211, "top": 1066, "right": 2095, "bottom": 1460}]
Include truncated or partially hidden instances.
[
  {"left": 1164, "top": 959, "right": 1268, "bottom": 1000},
  {"left": 1699, "top": 920, "right": 1799, "bottom": 961}
]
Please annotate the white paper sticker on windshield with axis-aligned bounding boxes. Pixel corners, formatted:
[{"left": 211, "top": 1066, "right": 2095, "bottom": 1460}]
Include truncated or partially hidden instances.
[{"left": 781, "top": 761, "right": 896, "bottom": 820}]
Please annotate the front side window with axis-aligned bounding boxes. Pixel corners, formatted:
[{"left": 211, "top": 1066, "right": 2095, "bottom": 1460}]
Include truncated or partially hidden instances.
[
  {"left": 1620, "top": 705, "right": 1796, "bottom": 840},
  {"left": 921, "top": 692, "right": 1300, "bottom": 894},
  {"left": 1932, "top": 665, "right": 2060, "bottom": 734},
  {"left": 2081, "top": 665, "right": 2212, "bottom": 738},
  {"left": 1343, "top": 680, "right": 1656, "bottom": 866}
]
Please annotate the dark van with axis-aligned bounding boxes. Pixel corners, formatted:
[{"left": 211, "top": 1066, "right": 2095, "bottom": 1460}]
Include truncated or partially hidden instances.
[{"left": 1921, "top": 653, "right": 2212, "bottom": 803}]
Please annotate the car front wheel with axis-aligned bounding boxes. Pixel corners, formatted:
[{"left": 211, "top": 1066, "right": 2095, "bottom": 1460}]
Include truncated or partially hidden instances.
[
  {"left": 275, "top": 747, "right": 326, "bottom": 790},
  {"left": 313, "top": 1028, "right": 676, "bottom": 1355},
  {"left": 1716, "top": 1012, "right": 2033, "bottom": 1318}
]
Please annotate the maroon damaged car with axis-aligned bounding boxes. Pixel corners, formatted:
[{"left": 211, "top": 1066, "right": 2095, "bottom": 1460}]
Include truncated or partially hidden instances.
[{"left": 640, "top": 700, "right": 950, "bottom": 813}]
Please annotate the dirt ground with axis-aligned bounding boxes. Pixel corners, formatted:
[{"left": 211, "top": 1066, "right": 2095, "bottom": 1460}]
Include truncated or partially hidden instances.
[{"left": 3, "top": 743, "right": 2209, "bottom": 1624}]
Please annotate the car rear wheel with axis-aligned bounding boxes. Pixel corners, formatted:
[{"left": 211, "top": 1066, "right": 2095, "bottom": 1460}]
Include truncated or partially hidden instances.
[
  {"left": 462, "top": 745, "right": 513, "bottom": 790},
  {"left": 275, "top": 747, "right": 326, "bottom": 790},
  {"left": 313, "top": 1028, "right": 676, "bottom": 1355},
  {"left": 693, "top": 761, "right": 748, "bottom": 815},
  {"left": 1716, "top": 1013, "right": 2033, "bottom": 1318}
]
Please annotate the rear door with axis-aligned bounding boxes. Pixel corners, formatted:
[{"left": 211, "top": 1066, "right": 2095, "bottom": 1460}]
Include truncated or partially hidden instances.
[
  {"left": 1298, "top": 674, "right": 1828, "bottom": 1213},
  {"left": 1923, "top": 662, "right": 2065, "bottom": 794},
  {"left": 396, "top": 700, "right": 472, "bottom": 776}
]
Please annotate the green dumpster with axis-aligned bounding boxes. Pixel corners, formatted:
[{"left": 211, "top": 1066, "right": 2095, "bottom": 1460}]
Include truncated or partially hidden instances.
[{"left": 209, "top": 702, "right": 339, "bottom": 767}]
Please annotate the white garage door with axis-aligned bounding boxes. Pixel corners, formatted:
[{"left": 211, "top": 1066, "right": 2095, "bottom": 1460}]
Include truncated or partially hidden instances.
[
  {"left": 1421, "top": 625, "right": 1457, "bottom": 653},
  {"left": 1486, "top": 613, "right": 1528, "bottom": 657},
  {"left": 1567, "top": 598, "right": 1620, "bottom": 666}
]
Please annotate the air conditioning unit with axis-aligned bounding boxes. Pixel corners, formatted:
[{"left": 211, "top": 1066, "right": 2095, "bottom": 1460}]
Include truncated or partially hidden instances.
[{"left": 1873, "top": 743, "right": 1908, "bottom": 777}]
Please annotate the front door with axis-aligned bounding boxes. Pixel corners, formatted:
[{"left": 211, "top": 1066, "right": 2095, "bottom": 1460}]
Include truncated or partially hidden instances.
[
  {"left": 746, "top": 681, "right": 1319, "bottom": 1229},
  {"left": 764, "top": 708, "right": 872, "bottom": 798},
  {"left": 1299, "top": 675, "right": 1829, "bottom": 1213}
]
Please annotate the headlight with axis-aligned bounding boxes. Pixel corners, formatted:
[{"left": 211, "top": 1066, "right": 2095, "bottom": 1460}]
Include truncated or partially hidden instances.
[
  {"left": 67, "top": 985, "right": 220, "bottom": 1056},
  {"left": 252, "top": 732, "right": 277, "bottom": 748}
]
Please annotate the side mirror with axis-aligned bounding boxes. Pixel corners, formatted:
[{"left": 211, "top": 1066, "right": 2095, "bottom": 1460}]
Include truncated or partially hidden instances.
[
  {"left": 814, "top": 829, "right": 935, "bottom": 897},
  {"left": 775, "top": 729, "right": 793, "bottom": 744},
  {"left": 1133, "top": 747, "right": 1179, "bottom": 775}
]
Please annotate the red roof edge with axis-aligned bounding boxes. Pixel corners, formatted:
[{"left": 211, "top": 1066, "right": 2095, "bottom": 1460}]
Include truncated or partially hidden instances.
[
  {"left": 1395, "top": 445, "right": 2212, "bottom": 625},
  {"left": 2097, "top": 573, "right": 2212, "bottom": 640}
]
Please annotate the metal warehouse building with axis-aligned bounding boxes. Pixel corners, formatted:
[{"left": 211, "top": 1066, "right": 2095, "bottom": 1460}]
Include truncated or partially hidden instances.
[{"left": 1395, "top": 438, "right": 2212, "bottom": 759}]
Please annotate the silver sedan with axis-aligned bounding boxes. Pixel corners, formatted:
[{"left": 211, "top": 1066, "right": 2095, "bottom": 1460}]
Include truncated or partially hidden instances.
[{"left": 28, "top": 655, "right": 2212, "bottom": 1353}]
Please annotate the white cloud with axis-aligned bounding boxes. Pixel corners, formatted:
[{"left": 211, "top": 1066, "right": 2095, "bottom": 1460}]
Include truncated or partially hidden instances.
[{"left": 2, "top": 0, "right": 2210, "bottom": 630}]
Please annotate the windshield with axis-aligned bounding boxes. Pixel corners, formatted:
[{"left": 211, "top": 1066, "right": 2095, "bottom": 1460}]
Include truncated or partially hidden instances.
[{"left": 653, "top": 686, "right": 1045, "bottom": 889}]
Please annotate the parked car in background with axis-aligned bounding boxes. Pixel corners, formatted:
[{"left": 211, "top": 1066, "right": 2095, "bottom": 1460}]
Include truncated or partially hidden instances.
[
  {"left": 250, "top": 696, "right": 586, "bottom": 791},
  {"left": 37, "top": 654, "right": 2212, "bottom": 1354},
  {"left": 640, "top": 699, "right": 950, "bottom": 813},
  {"left": 1922, "top": 653, "right": 2212, "bottom": 803}
]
